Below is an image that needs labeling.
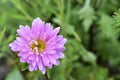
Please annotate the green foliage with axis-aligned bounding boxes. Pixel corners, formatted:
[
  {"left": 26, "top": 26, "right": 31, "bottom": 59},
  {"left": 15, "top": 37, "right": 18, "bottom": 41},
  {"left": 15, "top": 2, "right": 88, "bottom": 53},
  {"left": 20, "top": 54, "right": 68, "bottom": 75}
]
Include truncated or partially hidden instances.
[
  {"left": 113, "top": 9, "right": 120, "bottom": 36},
  {"left": 0, "top": 0, "right": 120, "bottom": 80},
  {"left": 79, "top": 0, "right": 95, "bottom": 32},
  {"left": 0, "top": 27, "right": 6, "bottom": 45},
  {"left": 5, "top": 67, "right": 24, "bottom": 80},
  {"left": 98, "top": 13, "right": 118, "bottom": 39}
]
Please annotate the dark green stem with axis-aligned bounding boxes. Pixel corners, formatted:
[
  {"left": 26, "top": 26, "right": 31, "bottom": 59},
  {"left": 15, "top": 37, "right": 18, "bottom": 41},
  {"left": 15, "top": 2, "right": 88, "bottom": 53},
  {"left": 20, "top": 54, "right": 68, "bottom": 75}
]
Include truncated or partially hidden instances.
[{"left": 44, "top": 72, "right": 49, "bottom": 80}]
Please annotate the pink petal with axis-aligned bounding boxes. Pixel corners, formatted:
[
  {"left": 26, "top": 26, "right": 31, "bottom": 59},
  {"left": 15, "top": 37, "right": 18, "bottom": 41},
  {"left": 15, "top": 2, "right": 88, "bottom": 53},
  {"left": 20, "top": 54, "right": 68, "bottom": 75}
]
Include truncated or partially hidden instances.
[
  {"left": 44, "top": 50, "right": 56, "bottom": 54},
  {"left": 41, "top": 54, "right": 49, "bottom": 66},
  {"left": 32, "top": 60, "right": 36, "bottom": 67},
  {"left": 55, "top": 60, "right": 60, "bottom": 65},
  {"left": 17, "top": 25, "right": 32, "bottom": 42},
  {"left": 47, "top": 55, "right": 57, "bottom": 64},
  {"left": 29, "top": 65, "right": 35, "bottom": 71},
  {"left": 22, "top": 53, "right": 30, "bottom": 59},
  {"left": 47, "top": 63, "right": 52, "bottom": 69},
  {"left": 20, "top": 58, "right": 26, "bottom": 63},
  {"left": 57, "top": 52, "right": 65, "bottom": 58},
  {"left": 28, "top": 54, "right": 35, "bottom": 61},
  {"left": 18, "top": 52, "right": 24, "bottom": 57},
  {"left": 56, "top": 35, "right": 67, "bottom": 44},
  {"left": 32, "top": 18, "right": 44, "bottom": 39},
  {"left": 37, "top": 56, "right": 43, "bottom": 70},
  {"left": 9, "top": 43, "right": 17, "bottom": 51},
  {"left": 53, "top": 27, "right": 60, "bottom": 35},
  {"left": 44, "top": 23, "right": 53, "bottom": 40},
  {"left": 41, "top": 66, "right": 46, "bottom": 74}
]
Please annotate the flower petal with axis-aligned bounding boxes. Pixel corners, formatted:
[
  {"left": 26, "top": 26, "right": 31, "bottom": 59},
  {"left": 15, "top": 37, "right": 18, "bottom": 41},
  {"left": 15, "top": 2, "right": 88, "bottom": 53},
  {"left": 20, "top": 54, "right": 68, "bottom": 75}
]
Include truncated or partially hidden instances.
[
  {"left": 29, "top": 65, "right": 35, "bottom": 71},
  {"left": 41, "top": 54, "right": 49, "bottom": 66},
  {"left": 20, "top": 58, "right": 26, "bottom": 63},
  {"left": 47, "top": 63, "right": 52, "bottom": 69},
  {"left": 41, "top": 66, "right": 46, "bottom": 74},
  {"left": 55, "top": 60, "right": 60, "bottom": 65},
  {"left": 53, "top": 27, "right": 60, "bottom": 35},
  {"left": 57, "top": 52, "right": 65, "bottom": 58},
  {"left": 32, "top": 18, "right": 44, "bottom": 39},
  {"left": 37, "top": 56, "right": 43, "bottom": 70},
  {"left": 47, "top": 55, "right": 57, "bottom": 65},
  {"left": 17, "top": 25, "right": 32, "bottom": 42}
]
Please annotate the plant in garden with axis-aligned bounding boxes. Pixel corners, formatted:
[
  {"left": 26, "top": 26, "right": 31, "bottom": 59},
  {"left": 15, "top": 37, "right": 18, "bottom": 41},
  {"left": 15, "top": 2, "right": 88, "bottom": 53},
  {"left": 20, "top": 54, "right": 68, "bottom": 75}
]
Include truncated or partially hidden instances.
[
  {"left": 1, "top": 0, "right": 120, "bottom": 80},
  {"left": 9, "top": 18, "right": 67, "bottom": 75}
]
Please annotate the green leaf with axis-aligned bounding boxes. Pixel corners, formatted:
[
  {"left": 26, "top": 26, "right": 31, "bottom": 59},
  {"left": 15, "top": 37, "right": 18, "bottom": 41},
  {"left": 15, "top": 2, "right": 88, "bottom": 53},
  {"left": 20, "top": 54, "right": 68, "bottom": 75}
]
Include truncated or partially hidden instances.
[
  {"left": 94, "top": 67, "right": 108, "bottom": 80},
  {"left": 15, "top": 58, "right": 28, "bottom": 71},
  {"left": 98, "top": 13, "right": 116, "bottom": 38},
  {"left": 53, "top": 18, "right": 62, "bottom": 25},
  {"left": 113, "top": 9, "right": 120, "bottom": 37},
  {"left": 0, "top": 53, "right": 5, "bottom": 58},
  {"left": 107, "top": 78, "right": 114, "bottom": 80},
  {"left": 0, "top": 27, "right": 6, "bottom": 45},
  {"left": 79, "top": 0, "right": 95, "bottom": 32},
  {"left": 65, "top": 25, "right": 81, "bottom": 42},
  {"left": 10, "top": 0, "right": 32, "bottom": 21},
  {"left": 82, "top": 51, "right": 96, "bottom": 65},
  {"left": 5, "top": 67, "right": 24, "bottom": 80},
  {"left": 69, "top": 39, "right": 96, "bottom": 65},
  {"left": 74, "top": 42, "right": 96, "bottom": 65}
]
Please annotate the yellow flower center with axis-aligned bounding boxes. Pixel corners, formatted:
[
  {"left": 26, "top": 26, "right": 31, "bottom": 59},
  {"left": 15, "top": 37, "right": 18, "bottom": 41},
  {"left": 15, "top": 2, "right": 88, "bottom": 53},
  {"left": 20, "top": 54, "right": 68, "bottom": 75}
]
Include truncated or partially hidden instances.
[{"left": 31, "top": 39, "right": 46, "bottom": 53}]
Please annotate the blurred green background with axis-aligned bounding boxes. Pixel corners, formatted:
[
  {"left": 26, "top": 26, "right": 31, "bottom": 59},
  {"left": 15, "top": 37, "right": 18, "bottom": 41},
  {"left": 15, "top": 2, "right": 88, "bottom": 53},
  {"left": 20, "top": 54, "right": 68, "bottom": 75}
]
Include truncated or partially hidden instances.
[{"left": 0, "top": 0, "right": 120, "bottom": 80}]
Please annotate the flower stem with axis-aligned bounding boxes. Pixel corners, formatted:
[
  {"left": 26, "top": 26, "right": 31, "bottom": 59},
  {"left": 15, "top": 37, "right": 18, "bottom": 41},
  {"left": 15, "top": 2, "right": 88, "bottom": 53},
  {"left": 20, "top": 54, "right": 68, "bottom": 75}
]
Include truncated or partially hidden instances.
[{"left": 44, "top": 72, "right": 49, "bottom": 80}]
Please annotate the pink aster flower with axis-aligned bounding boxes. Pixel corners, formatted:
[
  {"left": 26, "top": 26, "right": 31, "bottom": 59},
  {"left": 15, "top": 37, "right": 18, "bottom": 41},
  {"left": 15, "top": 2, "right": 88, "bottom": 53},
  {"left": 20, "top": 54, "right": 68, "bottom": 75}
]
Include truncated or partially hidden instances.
[{"left": 9, "top": 18, "right": 67, "bottom": 74}]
